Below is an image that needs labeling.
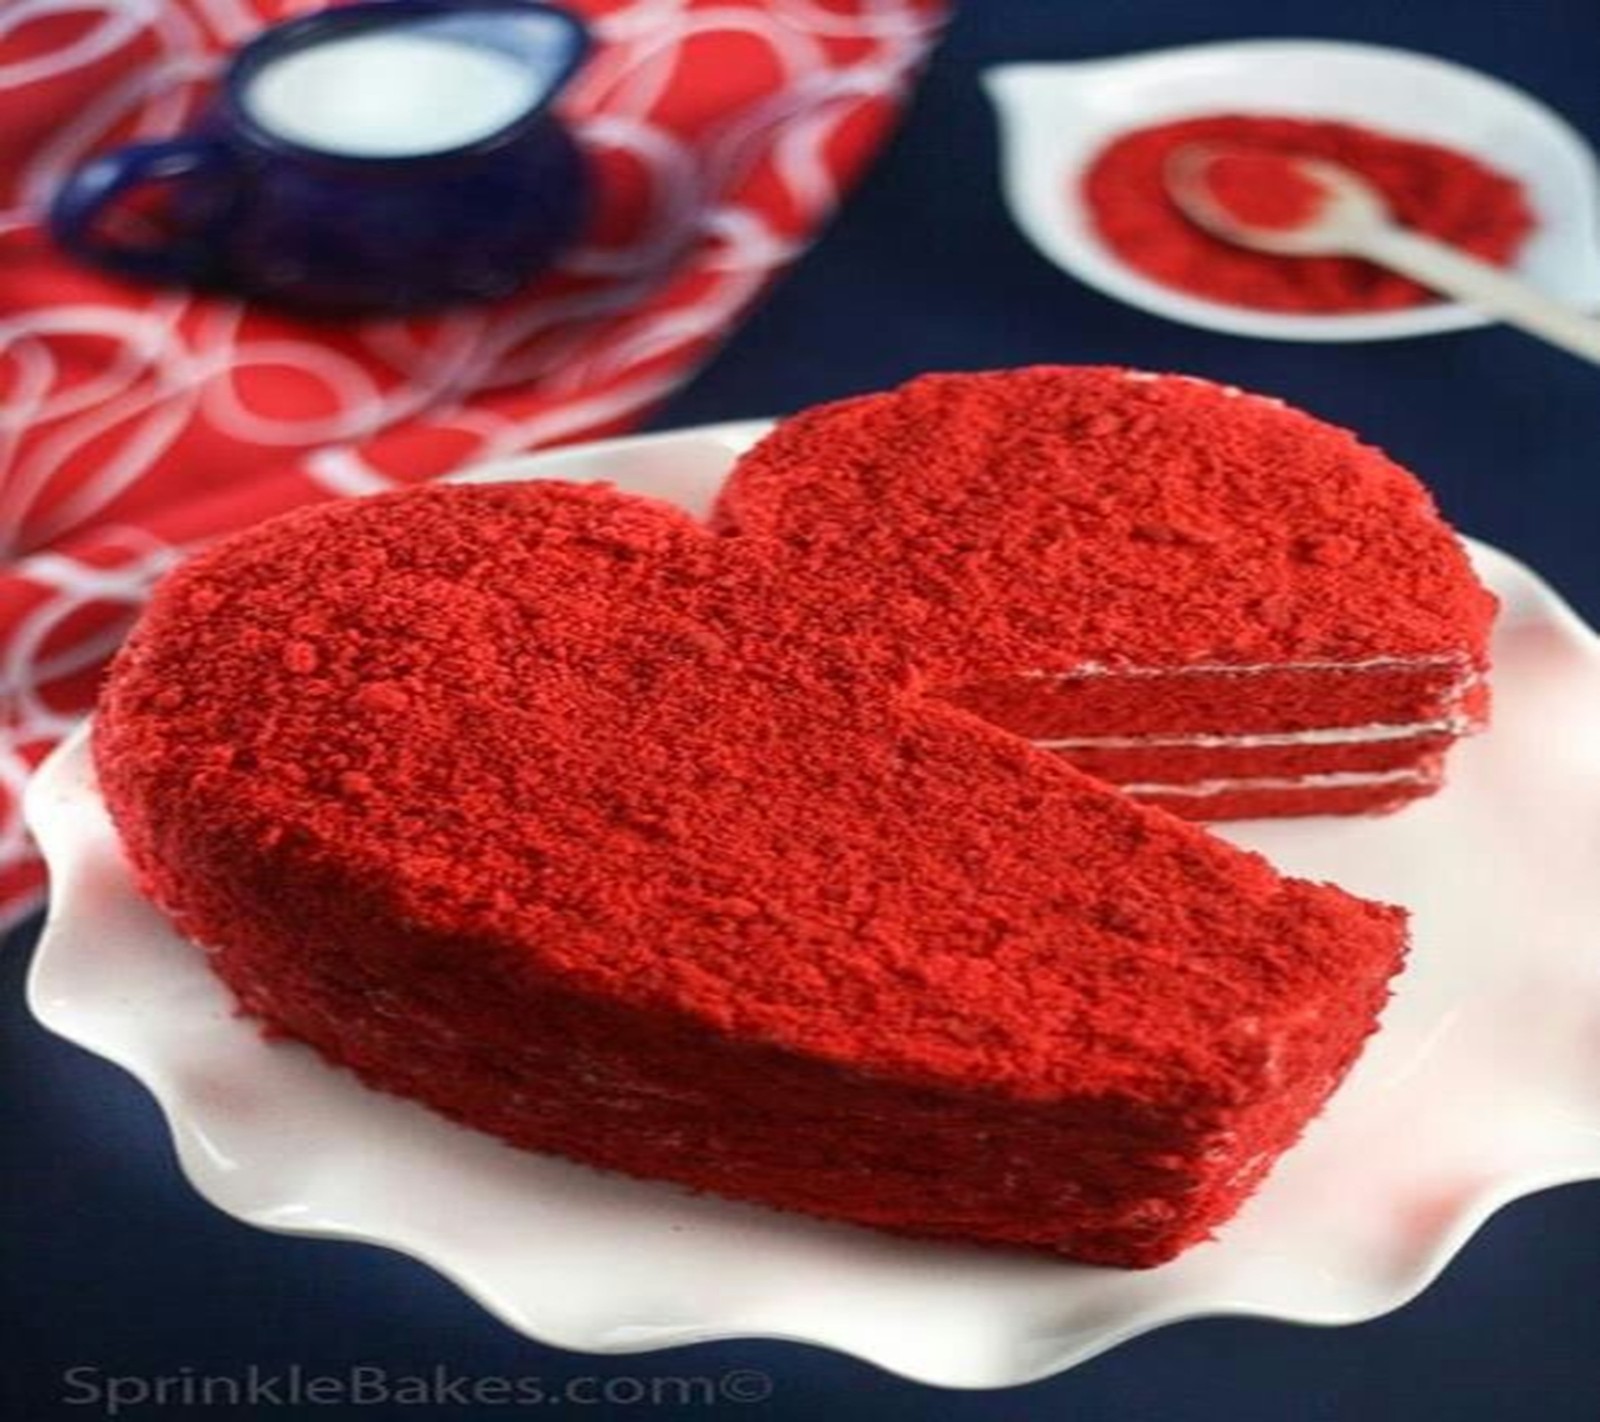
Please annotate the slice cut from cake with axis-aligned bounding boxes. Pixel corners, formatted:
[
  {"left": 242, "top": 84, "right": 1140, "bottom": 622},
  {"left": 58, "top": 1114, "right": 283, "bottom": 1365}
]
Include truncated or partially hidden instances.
[
  {"left": 94, "top": 479, "right": 1407, "bottom": 1268},
  {"left": 716, "top": 366, "right": 1495, "bottom": 818}
]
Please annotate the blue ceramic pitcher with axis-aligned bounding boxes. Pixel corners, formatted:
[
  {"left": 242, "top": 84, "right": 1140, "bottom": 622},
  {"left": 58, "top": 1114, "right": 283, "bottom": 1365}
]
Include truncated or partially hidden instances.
[{"left": 49, "top": 1, "right": 592, "bottom": 314}]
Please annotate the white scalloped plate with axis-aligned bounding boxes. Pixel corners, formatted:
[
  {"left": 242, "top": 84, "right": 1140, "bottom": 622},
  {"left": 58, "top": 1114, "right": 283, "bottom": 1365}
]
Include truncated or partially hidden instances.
[
  {"left": 26, "top": 422, "right": 1600, "bottom": 1389},
  {"left": 984, "top": 40, "right": 1600, "bottom": 341}
]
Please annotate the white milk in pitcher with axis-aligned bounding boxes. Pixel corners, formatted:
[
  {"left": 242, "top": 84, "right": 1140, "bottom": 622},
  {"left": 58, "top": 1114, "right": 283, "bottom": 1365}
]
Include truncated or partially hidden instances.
[{"left": 243, "top": 30, "right": 546, "bottom": 158}]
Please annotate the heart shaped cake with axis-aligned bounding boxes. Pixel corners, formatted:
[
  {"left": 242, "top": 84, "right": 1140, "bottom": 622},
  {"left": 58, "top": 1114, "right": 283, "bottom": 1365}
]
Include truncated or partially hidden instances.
[{"left": 93, "top": 367, "right": 1491, "bottom": 1267}]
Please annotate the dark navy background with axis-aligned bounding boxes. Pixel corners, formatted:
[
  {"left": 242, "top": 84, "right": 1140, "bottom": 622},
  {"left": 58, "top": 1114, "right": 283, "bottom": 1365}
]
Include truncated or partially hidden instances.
[{"left": 6, "top": 2, "right": 1600, "bottom": 1417}]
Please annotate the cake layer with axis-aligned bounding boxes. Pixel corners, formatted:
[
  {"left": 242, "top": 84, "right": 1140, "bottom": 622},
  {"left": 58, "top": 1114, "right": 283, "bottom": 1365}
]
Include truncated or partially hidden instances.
[
  {"left": 95, "top": 480, "right": 1410, "bottom": 1267},
  {"left": 945, "top": 660, "right": 1483, "bottom": 739},
  {"left": 1048, "top": 729, "right": 1454, "bottom": 785},
  {"left": 1133, "top": 767, "right": 1441, "bottom": 821}
]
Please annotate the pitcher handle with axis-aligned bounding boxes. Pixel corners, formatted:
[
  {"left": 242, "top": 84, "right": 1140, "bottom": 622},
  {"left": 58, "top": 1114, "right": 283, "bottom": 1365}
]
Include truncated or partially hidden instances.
[{"left": 49, "top": 138, "right": 234, "bottom": 285}]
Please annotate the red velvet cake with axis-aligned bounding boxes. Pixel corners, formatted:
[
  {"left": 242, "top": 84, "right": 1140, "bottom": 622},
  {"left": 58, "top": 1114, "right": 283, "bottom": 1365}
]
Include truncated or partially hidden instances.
[
  {"left": 91, "top": 366, "right": 1474, "bottom": 1268},
  {"left": 718, "top": 366, "right": 1495, "bottom": 818}
]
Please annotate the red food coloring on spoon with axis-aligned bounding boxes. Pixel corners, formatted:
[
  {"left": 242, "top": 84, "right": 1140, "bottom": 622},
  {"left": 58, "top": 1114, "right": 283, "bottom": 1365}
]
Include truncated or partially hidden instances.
[{"left": 1202, "top": 149, "right": 1325, "bottom": 230}]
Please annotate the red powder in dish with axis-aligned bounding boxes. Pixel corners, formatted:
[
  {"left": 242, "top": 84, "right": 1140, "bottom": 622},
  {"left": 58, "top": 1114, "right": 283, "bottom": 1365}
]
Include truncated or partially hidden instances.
[
  {"left": 1083, "top": 114, "right": 1534, "bottom": 313},
  {"left": 1201, "top": 150, "right": 1326, "bottom": 230}
]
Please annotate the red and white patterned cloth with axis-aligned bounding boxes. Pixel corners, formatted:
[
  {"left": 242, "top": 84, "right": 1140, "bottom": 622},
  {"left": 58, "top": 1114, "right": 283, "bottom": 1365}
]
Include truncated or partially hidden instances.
[{"left": 0, "top": 0, "right": 947, "bottom": 929}]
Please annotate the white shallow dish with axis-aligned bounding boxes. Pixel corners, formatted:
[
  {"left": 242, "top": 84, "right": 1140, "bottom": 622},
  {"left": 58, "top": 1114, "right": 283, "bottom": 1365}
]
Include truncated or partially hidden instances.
[
  {"left": 26, "top": 422, "right": 1600, "bottom": 1389},
  {"left": 984, "top": 39, "right": 1600, "bottom": 341}
]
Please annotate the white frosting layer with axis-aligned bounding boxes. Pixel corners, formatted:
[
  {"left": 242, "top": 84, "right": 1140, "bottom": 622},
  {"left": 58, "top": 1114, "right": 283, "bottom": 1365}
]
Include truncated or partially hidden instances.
[
  {"left": 1124, "top": 767, "right": 1437, "bottom": 798},
  {"left": 1034, "top": 717, "right": 1475, "bottom": 751}
]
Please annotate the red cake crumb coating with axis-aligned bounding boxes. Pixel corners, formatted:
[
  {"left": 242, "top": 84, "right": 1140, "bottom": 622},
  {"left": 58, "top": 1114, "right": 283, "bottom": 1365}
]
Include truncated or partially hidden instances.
[
  {"left": 717, "top": 366, "right": 1494, "bottom": 817},
  {"left": 95, "top": 480, "right": 1408, "bottom": 1268}
]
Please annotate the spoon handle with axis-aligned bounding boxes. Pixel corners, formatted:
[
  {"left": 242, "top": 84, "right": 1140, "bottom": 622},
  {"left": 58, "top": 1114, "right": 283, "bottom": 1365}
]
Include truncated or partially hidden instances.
[{"left": 1358, "top": 226, "right": 1600, "bottom": 363}]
